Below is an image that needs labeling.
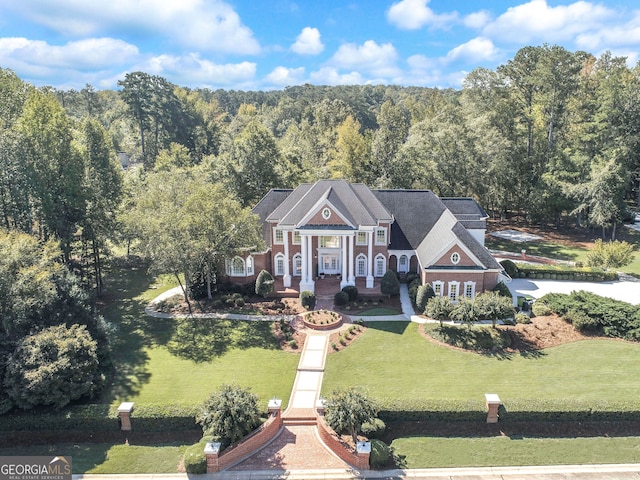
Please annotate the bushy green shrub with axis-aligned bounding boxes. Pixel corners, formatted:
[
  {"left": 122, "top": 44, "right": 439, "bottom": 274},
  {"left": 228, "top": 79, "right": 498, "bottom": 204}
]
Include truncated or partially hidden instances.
[
  {"left": 334, "top": 291, "right": 349, "bottom": 306},
  {"left": 564, "top": 309, "right": 599, "bottom": 332},
  {"left": 360, "top": 417, "right": 386, "bottom": 439},
  {"left": 369, "top": 439, "right": 391, "bottom": 468},
  {"left": 586, "top": 239, "right": 635, "bottom": 269},
  {"left": 500, "top": 259, "right": 519, "bottom": 278},
  {"left": 183, "top": 440, "right": 207, "bottom": 474},
  {"left": 491, "top": 281, "right": 512, "bottom": 298},
  {"left": 415, "top": 284, "right": 435, "bottom": 313},
  {"left": 532, "top": 302, "right": 552, "bottom": 317},
  {"left": 381, "top": 270, "right": 400, "bottom": 297},
  {"left": 342, "top": 285, "right": 358, "bottom": 301},
  {"left": 515, "top": 263, "right": 617, "bottom": 282},
  {"left": 255, "top": 270, "right": 274, "bottom": 298},
  {"left": 405, "top": 272, "right": 420, "bottom": 285},
  {"left": 300, "top": 290, "right": 316, "bottom": 310},
  {"left": 515, "top": 312, "right": 532, "bottom": 324}
]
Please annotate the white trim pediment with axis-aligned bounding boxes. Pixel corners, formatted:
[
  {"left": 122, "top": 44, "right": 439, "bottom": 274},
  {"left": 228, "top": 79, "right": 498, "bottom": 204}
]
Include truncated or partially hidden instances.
[{"left": 296, "top": 189, "right": 354, "bottom": 228}]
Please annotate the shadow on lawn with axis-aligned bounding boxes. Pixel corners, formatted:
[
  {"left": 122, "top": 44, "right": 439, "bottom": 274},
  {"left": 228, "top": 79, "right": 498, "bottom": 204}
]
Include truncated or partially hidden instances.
[
  {"left": 365, "top": 321, "right": 409, "bottom": 335},
  {"left": 167, "top": 318, "right": 280, "bottom": 363}
]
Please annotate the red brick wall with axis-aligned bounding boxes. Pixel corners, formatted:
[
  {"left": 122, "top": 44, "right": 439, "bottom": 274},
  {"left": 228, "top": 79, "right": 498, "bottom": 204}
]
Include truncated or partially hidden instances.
[
  {"left": 317, "top": 416, "right": 369, "bottom": 470},
  {"left": 423, "top": 271, "right": 499, "bottom": 296},
  {"left": 206, "top": 411, "right": 283, "bottom": 473},
  {"left": 433, "top": 244, "right": 476, "bottom": 267},
  {"left": 305, "top": 206, "right": 349, "bottom": 226}
]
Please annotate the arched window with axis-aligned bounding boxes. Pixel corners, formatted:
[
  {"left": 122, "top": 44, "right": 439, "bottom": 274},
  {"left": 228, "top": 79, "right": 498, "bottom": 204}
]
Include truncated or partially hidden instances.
[
  {"left": 356, "top": 254, "right": 367, "bottom": 277},
  {"left": 293, "top": 253, "right": 302, "bottom": 276},
  {"left": 374, "top": 254, "right": 386, "bottom": 277},
  {"left": 274, "top": 253, "right": 285, "bottom": 276},
  {"left": 228, "top": 256, "right": 245, "bottom": 277}
]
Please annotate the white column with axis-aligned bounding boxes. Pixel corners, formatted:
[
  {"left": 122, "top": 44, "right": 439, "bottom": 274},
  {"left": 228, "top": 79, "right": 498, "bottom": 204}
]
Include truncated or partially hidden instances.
[
  {"left": 348, "top": 234, "right": 355, "bottom": 285},
  {"left": 366, "top": 231, "right": 374, "bottom": 289},
  {"left": 299, "top": 234, "right": 315, "bottom": 293},
  {"left": 300, "top": 235, "right": 308, "bottom": 283},
  {"left": 283, "top": 231, "right": 291, "bottom": 288},
  {"left": 340, "top": 235, "right": 348, "bottom": 289}
]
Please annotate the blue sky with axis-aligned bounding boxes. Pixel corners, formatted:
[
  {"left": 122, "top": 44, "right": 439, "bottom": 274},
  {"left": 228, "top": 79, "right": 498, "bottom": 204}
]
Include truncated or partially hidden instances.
[{"left": 0, "top": 0, "right": 638, "bottom": 90}]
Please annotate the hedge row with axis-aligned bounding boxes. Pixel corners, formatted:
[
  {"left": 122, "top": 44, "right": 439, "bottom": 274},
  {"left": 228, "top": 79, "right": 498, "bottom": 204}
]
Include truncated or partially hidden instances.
[
  {"left": 377, "top": 397, "right": 640, "bottom": 423},
  {"left": 502, "top": 260, "right": 618, "bottom": 282},
  {"left": 0, "top": 403, "right": 200, "bottom": 433}
]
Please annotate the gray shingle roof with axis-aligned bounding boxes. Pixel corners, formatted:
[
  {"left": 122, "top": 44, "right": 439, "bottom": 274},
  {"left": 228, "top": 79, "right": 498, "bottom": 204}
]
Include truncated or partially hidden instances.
[
  {"left": 452, "top": 223, "right": 502, "bottom": 270},
  {"left": 252, "top": 189, "right": 293, "bottom": 247},
  {"left": 441, "top": 198, "right": 488, "bottom": 230}
]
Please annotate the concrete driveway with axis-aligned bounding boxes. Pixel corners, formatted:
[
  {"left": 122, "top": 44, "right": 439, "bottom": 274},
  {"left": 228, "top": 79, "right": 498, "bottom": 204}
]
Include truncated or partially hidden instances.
[{"left": 508, "top": 278, "right": 639, "bottom": 305}]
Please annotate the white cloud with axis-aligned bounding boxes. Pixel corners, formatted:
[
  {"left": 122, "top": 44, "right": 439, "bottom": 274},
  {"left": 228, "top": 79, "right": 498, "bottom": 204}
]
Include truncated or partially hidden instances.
[
  {"left": 463, "top": 10, "right": 492, "bottom": 29},
  {"left": 291, "top": 27, "right": 324, "bottom": 55},
  {"left": 446, "top": 37, "right": 500, "bottom": 63},
  {"left": 483, "top": 0, "right": 615, "bottom": 44},
  {"left": 330, "top": 40, "right": 401, "bottom": 78},
  {"left": 0, "top": 37, "right": 139, "bottom": 70},
  {"left": 576, "top": 10, "right": 640, "bottom": 51},
  {"left": 387, "top": 0, "right": 457, "bottom": 30},
  {"left": 309, "top": 67, "right": 364, "bottom": 86},
  {"left": 265, "top": 66, "right": 305, "bottom": 86},
  {"left": 2, "top": 0, "right": 260, "bottom": 55},
  {"left": 137, "top": 53, "right": 256, "bottom": 86}
]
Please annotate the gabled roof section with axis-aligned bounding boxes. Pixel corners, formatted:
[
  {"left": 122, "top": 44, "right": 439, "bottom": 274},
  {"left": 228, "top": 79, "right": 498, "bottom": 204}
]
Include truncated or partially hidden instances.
[
  {"left": 452, "top": 223, "right": 502, "bottom": 270},
  {"left": 266, "top": 179, "right": 392, "bottom": 228},
  {"left": 252, "top": 189, "right": 293, "bottom": 247},
  {"left": 441, "top": 197, "right": 488, "bottom": 230},
  {"left": 374, "top": 190, "right": 447, "bottom": 249}
]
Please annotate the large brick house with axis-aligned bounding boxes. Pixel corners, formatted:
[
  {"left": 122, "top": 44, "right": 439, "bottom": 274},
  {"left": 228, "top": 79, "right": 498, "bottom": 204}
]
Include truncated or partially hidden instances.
[{"left": 224, "top": 179, "right": 503, "bottom": 300}]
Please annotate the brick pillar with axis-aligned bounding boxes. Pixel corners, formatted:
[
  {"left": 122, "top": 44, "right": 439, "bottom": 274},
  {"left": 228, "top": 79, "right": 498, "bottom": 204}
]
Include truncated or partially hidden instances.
[
  {"left": 356, "top": 441, "right": 371, "bottom": 470},
  {"left": 204, "top": 441, "right": 221, "bottom": 473},
  {"left": 117, "top": 402, "right": 134, "bottom": 431},
  {"left": 268, "top": 398, "right": 283, "bottom": 427},
  {"left": 485, "top": 394, "right": 501, "bottom": 423}
]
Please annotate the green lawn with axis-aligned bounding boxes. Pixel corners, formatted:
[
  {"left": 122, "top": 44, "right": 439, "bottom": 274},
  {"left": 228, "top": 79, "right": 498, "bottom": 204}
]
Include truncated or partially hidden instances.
[
  {"left": 0, "top": 443, "right": 189, "bottom": 474},
  {"left": 391, "top": 436, "right": 640, "bottom": 468},
  {"left": 322, "top": 322, "right": 640, "bottom": 407},
  {"left": 99, "top": 260, "right": 298, "bottom": 408}
]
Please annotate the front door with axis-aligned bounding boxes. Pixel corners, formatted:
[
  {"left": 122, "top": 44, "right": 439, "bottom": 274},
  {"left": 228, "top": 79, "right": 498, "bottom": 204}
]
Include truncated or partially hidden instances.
[{"left": 320, "top": 253, "right": 340, "bottom": 274}]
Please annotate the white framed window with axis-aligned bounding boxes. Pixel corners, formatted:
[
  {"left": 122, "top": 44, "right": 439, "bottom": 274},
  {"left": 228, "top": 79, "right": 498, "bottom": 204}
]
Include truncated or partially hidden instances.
[
  {"left": 293, "top": 253, "right": 302, "bottom": 276},
  {"left": 433, "top": 281, "right": 444, "bottom": 297},
  {"left": 450, "top": 252, "right": 461, "bottom": 265},
  {"left": 374, "top": 254, "right": 386, "bottom": 277},
  {"left": 448, "top": 281, "right": 460, "bottom": 302},
  {"left": 274, "top": 253, "right": 285, "bottom": 276},
  {"left": 320, "top": 236, "right": 340, "bottom": 248},
  {"left": 464, "top": 281, "right": 476, "bottom": 299},
  {"left": 375, "top": 228, "right": 387, "bottom": 246},
  {"left": 274, "top": 228, "right": 284, "bottom": 245},
  {"left": 356, "top": 254, "right": 367, "bottom": 277},
  {"left": 322, "top": 207, "right": 331, "bottom": 220},
  {"left": 356, "top": 231, "right": 367, "bottom": 245},
  {"left": 246, "top": 256, "right": 254, "bottom": 276},
  {"left": 293, "top": 231, "right": 301, "bottom": 244},
  {"left": 228, "top": 256, "right": 245, "bottom": 277}
]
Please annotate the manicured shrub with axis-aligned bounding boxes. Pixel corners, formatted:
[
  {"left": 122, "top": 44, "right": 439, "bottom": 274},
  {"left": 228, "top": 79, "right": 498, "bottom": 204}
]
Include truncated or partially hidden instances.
[
  {"left": 300, "top": 290, "right": 316, "bottom": 310},
  {"left": 342, "top": 285, "right": 359, "bottom": 301},
  {"left": 334, "top": 291, "right": 349, "bottom": 306},
  {"left": 369, "top": 439, "right": 391, "bottom": 468},
  {"left": 234, "top": 297, "right": 245, "bottom": 307},
  {"left": 415, "top": 283, "right": 435, "bottom": 313},
  {"left": 183, "top": 440, "right": 207, "bottom": 474},
  {"left": 491, "top": 281, "right": 512, "bottom": 298},
  {"left": 515, "top": 312, "right": 531, "bottom": 324},
  {"left": 381, "top": 270, "right": 400, "bottom": 297},
  {"left": 288, "top": 339, "right": 298, "bottom": 349},
  {"left": 360, "top": 417, "right": 386, "bottom": 439},
  {"left": 500, "top": 259, "right": 519, "bottom": 278},
  {"left": 564, "top": 309, "right": 599, "bottom": 332},
  {"left": 532, "top": 302, "right": 552, "bottom": 317},
  {"left": 325, "top": 387, "right": 377, "bottom": 444},
  {"left": 255, "top": 270, "right": 274, "bottom": 298},
  {"left": 405, "top": 272, "right": 420, "bottom": 285},
  {"left": 586, "top": 239, "right": 634, "bottom": 269}
]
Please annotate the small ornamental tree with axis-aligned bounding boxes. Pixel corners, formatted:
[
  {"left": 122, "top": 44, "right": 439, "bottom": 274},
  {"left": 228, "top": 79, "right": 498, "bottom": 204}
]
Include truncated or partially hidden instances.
[
  {"left": 196, "top": 384, "right": 261, "bottom": 446},
  {"left": 325, "top": 387, "right": 378, "bottom": 445},
  {"left": 415, "top": 283, "right": 435, "bottom": 313},
  {"left": 380, "top": 270, "right": 400, "bottom": 297},
  {"left": 300, "top": 290, "right": 316, "bottom": 310},
  {"left": 425, "top": 295, "right": 454, "bottom": 327},
  {"left": 586, "top": 239, "right": 634, "bottom": 269},
  {"left": 255, "top": 269, "right": 274, "bottom": 297},
  {"left": 5, "top": 324, "right": 100, "bottom": 409},
  {"left": 475, "top": 291, "right": 515, "bottom": 328},
  {"left": 450, "top": 297, "right": 478, "bottom": 330}
]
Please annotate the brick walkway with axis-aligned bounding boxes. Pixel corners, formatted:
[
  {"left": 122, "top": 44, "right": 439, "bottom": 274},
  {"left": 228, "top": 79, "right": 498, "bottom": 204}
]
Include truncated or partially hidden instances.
[{"left": 230, "top": 425, "right": 348, "bottom": 470}]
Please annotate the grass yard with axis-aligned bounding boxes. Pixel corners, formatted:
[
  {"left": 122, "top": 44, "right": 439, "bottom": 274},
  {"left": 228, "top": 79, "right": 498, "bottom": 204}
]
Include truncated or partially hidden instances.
[
  {"left": 322, "top": 322, "right": 640, "bottom": 407},
  {"left": 485, "top": 236, "right": 589, "bottom": 263},
  {"left": 0, "top": 443, "right": 189, "bottom": 474},
  {"left": 99, "top": 259, "right": 298, "bottom": 409},
  {"left": 391, "top": 436, "right": 640, "bottom": 468}
]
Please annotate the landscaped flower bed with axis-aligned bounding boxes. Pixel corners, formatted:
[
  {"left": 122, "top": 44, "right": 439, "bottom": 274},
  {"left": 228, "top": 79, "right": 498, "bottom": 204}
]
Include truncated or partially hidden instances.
[{"left": 301, "top": 310, "right": 343, "bottom": 330}]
